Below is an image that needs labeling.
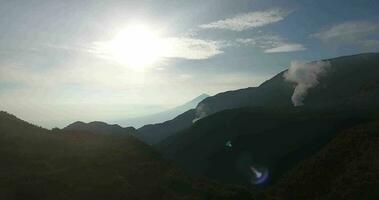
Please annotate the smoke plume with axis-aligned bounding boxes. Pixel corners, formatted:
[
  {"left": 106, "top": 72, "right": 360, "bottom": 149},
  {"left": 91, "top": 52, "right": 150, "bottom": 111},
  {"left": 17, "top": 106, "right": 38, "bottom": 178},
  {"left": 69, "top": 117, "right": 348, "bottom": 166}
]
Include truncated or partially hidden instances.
[
  {"left": 192, "top": 103, "right": 209, "bottom": 123},
  {"left": 284, "top": 60, "right": 330, "bottom": 106}
]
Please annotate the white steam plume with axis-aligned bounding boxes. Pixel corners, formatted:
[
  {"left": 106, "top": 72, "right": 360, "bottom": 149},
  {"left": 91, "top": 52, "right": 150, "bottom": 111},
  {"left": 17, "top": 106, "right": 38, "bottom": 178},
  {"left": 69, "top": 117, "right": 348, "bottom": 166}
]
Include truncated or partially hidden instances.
[
  {"left": 192, "top": 103, "right": 209, "bottom": 123},
  {"left": 284, "top": 60, "right": 331, "bottom": 106}
]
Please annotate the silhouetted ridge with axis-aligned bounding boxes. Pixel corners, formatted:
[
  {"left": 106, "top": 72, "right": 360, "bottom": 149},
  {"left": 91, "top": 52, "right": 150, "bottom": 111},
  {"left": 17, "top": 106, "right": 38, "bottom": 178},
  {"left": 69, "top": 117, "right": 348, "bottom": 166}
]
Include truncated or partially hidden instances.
[
  {"left": 0, "top": 111, "right": 255, "bottom": 200},
  {"left": 64, "top": 121, "right": 137, "bottom": 135}
]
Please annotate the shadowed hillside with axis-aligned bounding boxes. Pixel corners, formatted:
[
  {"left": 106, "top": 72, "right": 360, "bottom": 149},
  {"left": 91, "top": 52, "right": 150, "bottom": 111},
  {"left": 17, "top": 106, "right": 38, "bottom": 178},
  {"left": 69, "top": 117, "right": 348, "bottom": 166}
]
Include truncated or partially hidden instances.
[
  {"left": 158, "top": 106, "right": 378, "bottom": 186},
  {"left": 261, "top": 121, "right": 379, "bottom": 200},
  {"left": 0, "top": 111, "right": 254, "bottom": 200},
  {"left": 137, "top": 109, "right": 197, "bottom": 145}
]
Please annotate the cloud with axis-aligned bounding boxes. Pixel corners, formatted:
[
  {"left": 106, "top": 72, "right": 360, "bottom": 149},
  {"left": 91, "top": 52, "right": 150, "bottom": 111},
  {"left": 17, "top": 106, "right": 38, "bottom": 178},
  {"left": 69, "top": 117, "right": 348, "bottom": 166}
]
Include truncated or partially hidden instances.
[
  {"left": 199, "top": 8, "right": 292, "bottom": 31},
  {"left": 283, "top": 60, "right": 330, "bottom": 106},
  {"left": 163, "top": 37, "right": 225, "bottom": 59},
  {"left": 360, "top": 39, "right": 379, "bottom": 50},
  {"left": 265, "top": 44, "right": 306, "bottom": 53},
  {"left": 312, "top": 21, "right": 379, "bottom": 49},
  {"left": 237, "top": 35, "right": 306, "bottom": 53},
  {"left": 192, "top": 103, "right": 209, "bottom": 123}
]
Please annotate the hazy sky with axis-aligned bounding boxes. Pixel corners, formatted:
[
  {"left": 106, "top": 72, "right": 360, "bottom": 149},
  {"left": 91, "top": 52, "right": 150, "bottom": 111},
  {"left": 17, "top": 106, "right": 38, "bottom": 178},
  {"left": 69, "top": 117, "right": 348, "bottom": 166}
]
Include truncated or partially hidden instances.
[{"left": 0, "top": 0, "right": 378, "bottom": 128}]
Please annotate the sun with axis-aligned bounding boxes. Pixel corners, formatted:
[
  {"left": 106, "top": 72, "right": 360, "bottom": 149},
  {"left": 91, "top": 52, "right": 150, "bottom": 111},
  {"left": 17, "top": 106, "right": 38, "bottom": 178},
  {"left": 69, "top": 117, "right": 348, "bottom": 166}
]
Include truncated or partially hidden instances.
[{"left": 98, "top": 24, "right": 168, "bottom": 70}]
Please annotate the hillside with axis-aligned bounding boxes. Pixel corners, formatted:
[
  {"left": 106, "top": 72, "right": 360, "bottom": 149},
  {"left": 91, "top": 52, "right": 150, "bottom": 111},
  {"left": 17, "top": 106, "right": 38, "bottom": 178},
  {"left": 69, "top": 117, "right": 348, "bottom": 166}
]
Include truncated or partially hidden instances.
[
  {"left": 158, "top": 105, "right": 379, "bottom": 186},
  {"left": 137, "top": 109, "right": 197, "bottom": 145},
  {"left": 196, "top": 53, "right": 379, "bottom": 117},
  {"left": 261, "top": 121, "right": 379, "bottom": 200},
  {"left": 137, "top": 53, "right": 379, "bottom": 145},
  {"left": 0, "top": 111, "right": 254, "bottom": 200}
]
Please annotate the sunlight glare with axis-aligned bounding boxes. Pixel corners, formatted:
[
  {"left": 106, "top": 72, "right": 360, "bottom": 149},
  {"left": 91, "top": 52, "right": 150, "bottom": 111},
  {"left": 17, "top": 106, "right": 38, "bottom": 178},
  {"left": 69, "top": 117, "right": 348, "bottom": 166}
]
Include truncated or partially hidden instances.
[{"left": 99, "top": 24, "right": 169, "bottom": 70}]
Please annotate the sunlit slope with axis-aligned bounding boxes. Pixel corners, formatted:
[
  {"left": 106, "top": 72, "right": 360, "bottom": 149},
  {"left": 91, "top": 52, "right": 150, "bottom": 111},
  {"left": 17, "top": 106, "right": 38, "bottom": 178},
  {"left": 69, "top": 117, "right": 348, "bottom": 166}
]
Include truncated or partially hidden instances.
[{"left": 0, "top": 111, "right": 255, "bottom": 200}]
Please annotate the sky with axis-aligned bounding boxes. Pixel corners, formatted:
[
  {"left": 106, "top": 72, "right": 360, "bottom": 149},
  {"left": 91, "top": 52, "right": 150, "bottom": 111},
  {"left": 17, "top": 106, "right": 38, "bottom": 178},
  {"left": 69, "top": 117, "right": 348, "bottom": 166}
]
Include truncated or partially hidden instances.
[{"left": 0, "top": 0, "right": 378, "bottom": 128}]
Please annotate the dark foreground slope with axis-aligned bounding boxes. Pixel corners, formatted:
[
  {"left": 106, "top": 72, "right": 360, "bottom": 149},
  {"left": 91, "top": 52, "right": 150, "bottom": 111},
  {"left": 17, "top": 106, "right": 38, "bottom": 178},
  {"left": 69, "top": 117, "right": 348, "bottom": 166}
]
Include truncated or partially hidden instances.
[
  {"left": 158, "top": 106, "right": 378, "bottom": 186},
  {"left": 0, "top": 111, "right": 254, "bottom": 200},
  {"left": 262, "top": 121, "right": 379, "bottom": 200}
]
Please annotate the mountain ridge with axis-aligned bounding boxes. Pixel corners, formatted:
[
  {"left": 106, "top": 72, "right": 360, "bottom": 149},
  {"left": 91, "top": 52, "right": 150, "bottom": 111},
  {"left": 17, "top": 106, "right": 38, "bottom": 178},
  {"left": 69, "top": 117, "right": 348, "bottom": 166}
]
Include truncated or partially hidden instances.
[
  {"left": 64, "top": 120, "right": 137, "bottom": 135},
  {"left": 136, "top": 53, "right": 379, "bottom": 146}
]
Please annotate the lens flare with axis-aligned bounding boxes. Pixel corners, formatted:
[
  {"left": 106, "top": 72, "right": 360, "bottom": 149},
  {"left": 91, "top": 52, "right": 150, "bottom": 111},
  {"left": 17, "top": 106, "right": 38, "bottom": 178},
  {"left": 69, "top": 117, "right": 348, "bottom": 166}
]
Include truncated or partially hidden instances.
[{"left": 250, "top": 166, "right": 269, "bottom": 185}]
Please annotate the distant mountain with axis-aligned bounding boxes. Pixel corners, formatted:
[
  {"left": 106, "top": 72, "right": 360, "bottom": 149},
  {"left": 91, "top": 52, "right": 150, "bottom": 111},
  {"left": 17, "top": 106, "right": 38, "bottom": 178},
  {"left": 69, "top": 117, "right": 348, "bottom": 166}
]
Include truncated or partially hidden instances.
[
  {"left": 262, "top": 121, "right": 379, "bottom": 200},
  {"left": 0, "top": 111, "right": 254, "bottom": 200},
  {"left": 118, "top": 94, "right": 209, "bottom": 128},
  {"left": 137, "top": 53, "right": 379, "bottom": 146},
  {"left": 64, "top": 121, "right": 137, "bottom": 135}
]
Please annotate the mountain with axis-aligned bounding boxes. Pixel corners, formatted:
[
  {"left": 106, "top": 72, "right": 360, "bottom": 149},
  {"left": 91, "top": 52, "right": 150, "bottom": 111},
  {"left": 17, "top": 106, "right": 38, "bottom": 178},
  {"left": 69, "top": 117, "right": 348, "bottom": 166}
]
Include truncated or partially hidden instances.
[
  {"left": 135, "top": 53, "right": 379, "bottom": 146},
  {"left": 0, "top": 111, "right": 255, "bottom": 200},
  {"left": 194, "top": 53, "right": 379, "bottom": 118},
  {"left": 154, "top": 53, "right": 379, "bottom": 186},
  {"left": 64, "top": 121, "right": 137, "bottom": 135},
  {"left": 262, "top": 121, "right": 379, "bottom": 200},
  {"left": 118, "top": 94, "right": 209, "bottom": 128}
]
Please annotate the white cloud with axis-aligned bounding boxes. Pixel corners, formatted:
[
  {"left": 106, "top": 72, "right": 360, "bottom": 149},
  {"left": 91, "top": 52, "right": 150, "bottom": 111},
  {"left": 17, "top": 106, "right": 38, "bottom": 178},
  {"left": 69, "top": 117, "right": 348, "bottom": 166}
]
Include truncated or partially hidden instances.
[
  {"left": 163, "top": 37, "right": 225, "bottom": 59},
  {"left": 237, "top": 35, "right": 306, "bottom": 53},
  {"left": 199, "top": 8, "right": 292, "bottom": 31},
  {"left": 312, "top": 21, "right": 379, "bottom": 49},
  {"left": 265, "top": 44, "right": 306, "bottom": 53}
]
